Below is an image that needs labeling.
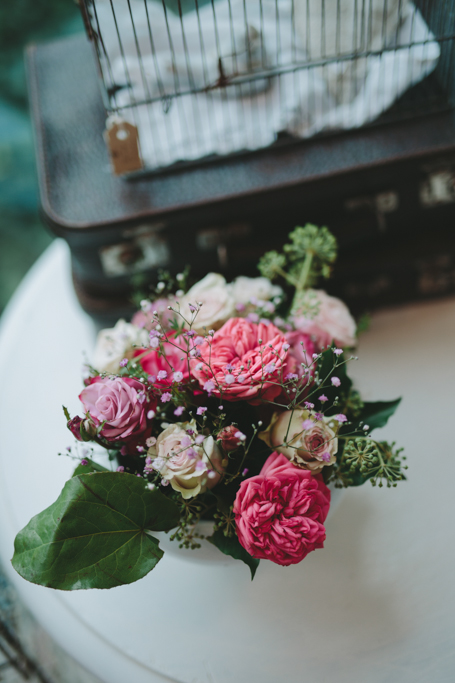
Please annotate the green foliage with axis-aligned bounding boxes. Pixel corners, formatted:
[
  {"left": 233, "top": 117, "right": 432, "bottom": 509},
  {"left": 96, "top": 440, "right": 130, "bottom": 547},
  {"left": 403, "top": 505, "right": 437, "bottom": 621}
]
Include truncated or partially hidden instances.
[
  {"left": 257, "top": 225, "right": 338, "bottom": 305},
  {"left": 343, "top": 390, "right": 364, "bottom": 419},
  {"left": 12, "top": 473, "right": 180, "bottom": 590},
  {"left": 257, "top": 250, "right": 287, "bottom": 281},
  {"left": 349, "top": 398, "right": 402, "bottom": 434},
  {"left": 208, "top": 530, "right": 260, "bottom": 580},
  {"left": 283, "top": 225, "right": 337, "bottom": 268},
  {"left": 356, "top": 313, "right": 371, "bottom": 335},
  {"left": 334, "top": 438, "right": 406, "bottom": 488}
]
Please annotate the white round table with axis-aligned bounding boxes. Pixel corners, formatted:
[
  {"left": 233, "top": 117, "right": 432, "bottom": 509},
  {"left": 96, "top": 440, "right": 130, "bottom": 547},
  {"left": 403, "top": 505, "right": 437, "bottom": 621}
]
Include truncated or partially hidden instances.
[{"left": 0, "top": 240, "right": 454, "bottom": 683}]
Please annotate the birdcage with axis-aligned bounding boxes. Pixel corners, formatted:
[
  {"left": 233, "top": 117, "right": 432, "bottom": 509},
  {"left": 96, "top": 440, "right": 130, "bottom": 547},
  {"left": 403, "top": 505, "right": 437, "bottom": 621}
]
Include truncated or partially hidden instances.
[{"left": 77, "top": 0, "right": 450, "bottom": 175}]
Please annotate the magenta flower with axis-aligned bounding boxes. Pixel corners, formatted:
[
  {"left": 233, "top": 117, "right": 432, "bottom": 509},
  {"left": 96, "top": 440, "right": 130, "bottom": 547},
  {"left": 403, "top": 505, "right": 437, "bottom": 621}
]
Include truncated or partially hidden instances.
[{"left": 233, "top": 453, "right": 330, "bottom": 566}]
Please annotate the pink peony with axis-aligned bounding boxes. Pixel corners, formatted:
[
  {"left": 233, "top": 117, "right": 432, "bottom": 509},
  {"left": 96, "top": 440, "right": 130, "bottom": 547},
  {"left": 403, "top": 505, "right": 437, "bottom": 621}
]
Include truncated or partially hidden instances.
[
  {"left": 79, "top": 376, "right": 151, "bottom": 442},
  {"left": 190, "top": 318, "right": 288, "bottom": 402},
  {"left": 284, "top": 330, "right": 316, "bottom": 380},
  {"left": 233, "top": 452, "right": 331, "bottom": 566},
  {"left": 135, "top": 333, "right": 190, "bottom": 385},
  {"left": 292, "top": 289, "right": 356, "bottom": 350}
]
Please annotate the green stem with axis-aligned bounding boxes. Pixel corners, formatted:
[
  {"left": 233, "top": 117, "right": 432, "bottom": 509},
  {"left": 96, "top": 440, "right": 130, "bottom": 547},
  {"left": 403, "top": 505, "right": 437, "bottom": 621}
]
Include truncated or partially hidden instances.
[
  {"left": 297, "top": 250, "right": 314, "bottom": 293},
  {"left": 276, "top": 265, "right": 298, "bottom": 287}
]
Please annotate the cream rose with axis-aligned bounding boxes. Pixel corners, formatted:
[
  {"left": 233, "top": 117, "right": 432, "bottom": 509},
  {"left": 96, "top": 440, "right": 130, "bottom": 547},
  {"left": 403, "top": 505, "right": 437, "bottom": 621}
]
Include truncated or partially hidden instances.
[
  {"left": 93, "top": 320, "right": 149, "bottom": 373},
  {"left": 179, "top": 273, "right": 235, "bottom": 334},
  {"left": 292, "top": 289, "right": 356, "bottom": 349},
  {"left": 259, "top": 409, "right": 338, "bottom": 473},
  {"left": 147, "top": 421, "right": 224, "bottom": 499},
  {"left": 228, "top": 276, "right": 283, "bottom": 307}
]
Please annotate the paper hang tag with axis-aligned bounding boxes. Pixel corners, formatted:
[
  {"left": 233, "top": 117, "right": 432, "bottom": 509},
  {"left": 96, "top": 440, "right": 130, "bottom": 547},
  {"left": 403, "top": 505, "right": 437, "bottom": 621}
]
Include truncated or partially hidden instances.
[{"left": 104, "top": 120, "right": 144, "bottom": 176}]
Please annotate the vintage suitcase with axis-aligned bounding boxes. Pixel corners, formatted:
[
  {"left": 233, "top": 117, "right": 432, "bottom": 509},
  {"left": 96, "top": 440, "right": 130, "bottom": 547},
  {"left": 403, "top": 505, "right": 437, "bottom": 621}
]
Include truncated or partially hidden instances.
[{"left": 27, "top": 33, "right": 455, "bottom": 326}]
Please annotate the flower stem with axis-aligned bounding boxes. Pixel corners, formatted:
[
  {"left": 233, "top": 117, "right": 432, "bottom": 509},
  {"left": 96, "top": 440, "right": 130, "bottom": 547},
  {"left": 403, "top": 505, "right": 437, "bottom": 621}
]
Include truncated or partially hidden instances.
[{"left": 297, "top": 250, "right": 314, "bottom": 293}]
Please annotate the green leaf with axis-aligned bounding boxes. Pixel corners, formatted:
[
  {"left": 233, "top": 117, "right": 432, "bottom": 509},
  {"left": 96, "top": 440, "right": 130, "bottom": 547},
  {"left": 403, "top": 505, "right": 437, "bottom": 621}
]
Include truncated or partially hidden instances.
[
  {"left": 208, "top": 531, "right": 260, "bottom": 580},
  {"left": 12, "top": 472, "right": 180, "bottom": 590},
  {"left": 72, "top": 458, "right": 108, "bottom": 477},
  {"left": 350, "top": 398, "right": 401, "bottom": 433}
]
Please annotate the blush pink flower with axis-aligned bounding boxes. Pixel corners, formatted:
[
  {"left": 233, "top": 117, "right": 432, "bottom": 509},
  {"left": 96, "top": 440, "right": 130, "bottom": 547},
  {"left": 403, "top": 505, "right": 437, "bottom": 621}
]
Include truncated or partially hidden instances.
[
  {"left": 134, "top": 333, "right": 189, "bottom": 385},
  {"left": 292, "top": 289, "right": 356, "bottom": 350},
  {"left": 283, "top": 330, "right": 316, "bottom": 380},
  {"left": 79, "top": 376, "right": 151, "bottom": 443},
  {"left": 190, "top": 318, "right": 288, "bottom": 402},
  {"left": 233, "top": 452, "right": 331, "bottom": 566}
]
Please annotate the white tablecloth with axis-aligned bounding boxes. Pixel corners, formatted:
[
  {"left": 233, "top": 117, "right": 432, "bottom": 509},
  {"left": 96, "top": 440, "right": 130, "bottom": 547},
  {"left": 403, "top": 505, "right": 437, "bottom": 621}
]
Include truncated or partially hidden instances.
[{"left": 0, "top": 240, "right": 454, "bottom": 683}]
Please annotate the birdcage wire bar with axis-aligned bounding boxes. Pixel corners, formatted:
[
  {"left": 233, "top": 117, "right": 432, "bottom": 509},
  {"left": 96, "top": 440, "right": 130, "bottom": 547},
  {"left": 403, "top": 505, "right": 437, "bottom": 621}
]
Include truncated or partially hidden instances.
[{"left": 78, "top": 0, "right": 455, "bottom": 175}]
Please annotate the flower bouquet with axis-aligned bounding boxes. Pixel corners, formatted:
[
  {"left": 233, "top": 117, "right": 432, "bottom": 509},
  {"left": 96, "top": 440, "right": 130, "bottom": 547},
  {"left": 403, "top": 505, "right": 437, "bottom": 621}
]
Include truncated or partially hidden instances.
[{"left": 12, "top": 225, "right": 406, "bottom": 588}]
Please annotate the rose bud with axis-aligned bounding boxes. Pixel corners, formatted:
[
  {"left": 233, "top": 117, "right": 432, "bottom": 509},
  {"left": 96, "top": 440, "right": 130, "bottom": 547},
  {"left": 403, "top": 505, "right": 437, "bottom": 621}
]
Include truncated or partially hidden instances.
[
  {"left": 67, "top": 416, "right": 84, "bottom": 442},
  {"left": 80, "top": 418, "right": 98, "bottom": 441},
  {"left": 218, "top": 425, "right": 244, "bottom": 452}
]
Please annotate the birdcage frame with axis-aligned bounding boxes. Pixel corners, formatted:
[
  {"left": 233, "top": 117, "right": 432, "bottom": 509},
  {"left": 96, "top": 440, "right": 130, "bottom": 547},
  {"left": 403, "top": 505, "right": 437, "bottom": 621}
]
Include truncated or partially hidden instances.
[{"left": 78, "top": 0, "right": 455, "bottom": 176}]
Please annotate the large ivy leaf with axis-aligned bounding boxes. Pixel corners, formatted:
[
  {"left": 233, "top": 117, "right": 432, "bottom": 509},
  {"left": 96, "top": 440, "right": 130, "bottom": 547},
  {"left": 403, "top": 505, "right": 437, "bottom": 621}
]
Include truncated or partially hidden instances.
[
  {"left": 348, "top": 398, "right": 402, "bottom": 434},
  {"left": 208, "top": 530, "right": 260, "bottom": 580},
  {"left": 12, "top": 472, "right": 180, "bottom": 590}
]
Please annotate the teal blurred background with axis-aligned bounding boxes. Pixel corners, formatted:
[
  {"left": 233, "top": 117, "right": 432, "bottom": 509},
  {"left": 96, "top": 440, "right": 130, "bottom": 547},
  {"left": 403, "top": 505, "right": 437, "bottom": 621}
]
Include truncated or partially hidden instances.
[{"left": 0, "top": 1, "right": 83, "bottom": 316}]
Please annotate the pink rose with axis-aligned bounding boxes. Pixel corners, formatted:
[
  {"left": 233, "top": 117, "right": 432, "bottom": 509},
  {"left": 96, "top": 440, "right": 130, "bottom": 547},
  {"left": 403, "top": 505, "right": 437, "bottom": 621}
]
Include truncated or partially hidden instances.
[
  {"left": 292, "top": 289, "right": 356, "bottom": 350},
  {"left": 233, "top": 452, "right": 330, "bottom": 566},
  {"left": 190, "top": 318, "right": 288, "bottom": 402},
  {"left": 79, "top": 376, "right": 151, "bottom": 442},
  {"left": 284, "top": 330, "right": 316, "bottom": 379},
  {"left": 135, "top": 333, "right": 190, "bottom": 385},
  {"left": 259, "top": 409, "right": 338, "bottom": 473}
]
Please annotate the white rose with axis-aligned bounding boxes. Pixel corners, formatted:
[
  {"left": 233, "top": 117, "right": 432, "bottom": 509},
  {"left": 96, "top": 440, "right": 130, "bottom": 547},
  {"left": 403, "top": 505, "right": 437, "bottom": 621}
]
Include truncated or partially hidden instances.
[
  {"left": 259, "top": 409, "right": 338, "bottom": 473},
  {"left": 147, "top": 421, "right": 224, "bottom": 499},
  {"left": 179, "top": 273, "right": 235, "bottom": 334},
  {"left": 228, "top": 276, "right": 283, "bottom": 308},
  {"left": 293, "top": 289, "right": 356, "bottom": 349},
  {"left": 92, "top": 320, "right": 149, "bottom": 373}
]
